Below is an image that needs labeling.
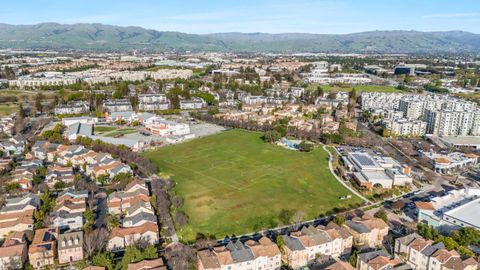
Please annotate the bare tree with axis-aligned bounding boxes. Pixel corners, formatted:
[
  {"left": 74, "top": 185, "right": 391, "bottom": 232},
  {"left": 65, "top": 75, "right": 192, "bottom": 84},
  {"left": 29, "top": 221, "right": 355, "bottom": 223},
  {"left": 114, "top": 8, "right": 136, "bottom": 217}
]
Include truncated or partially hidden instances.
[
  {"left": 84, "top": 228, "right": 108, "bottom": 259},
  {"left": 164, "top": 242, "right": 196, "bottom": 270}
]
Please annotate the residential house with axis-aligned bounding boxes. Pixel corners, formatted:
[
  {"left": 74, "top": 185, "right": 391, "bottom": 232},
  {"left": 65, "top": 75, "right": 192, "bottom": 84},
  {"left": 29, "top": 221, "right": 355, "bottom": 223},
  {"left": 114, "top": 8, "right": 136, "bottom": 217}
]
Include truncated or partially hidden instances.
[
  {"left": 357, "top": 250, "right": 401, "bottom": 270},
  {"left": 0, "top": 210, "right": 34, "bottom": 239},
  {"left": 0, "top": 194, "right": 39, "bottom": 214},
  {"left": 45, "top": 165, "right": 74, "bottom": 189},
  {"left": 28, "top": 228, "right": 56, "bottom": 269},
  {"left": 57, "top": 230, "right": 84, "bottom": 265},
  {"left": 281, "top": 223, "right": 353, "bottom": 269},
  {"left": 325, "top": 260, "right": 355, "bottom": 270},
  {"left": 52, "top": 211, "right": 84, "bottom": 230},
  {"left": 197, "top": 237, "right": 281, "bottom": 270},
  {"left": 0, "top": 231, "right": 28, "bottom": 270},
  {"left": 344, "top": 215, "right": 389, "bottom": 248},
  {"left": 107, "top": 222, "right": 159, "bottom": 251},
  {"left": 394, "top": 233, "right": 478, "bottom": 270},
  {"left": 127, "top": 258, "right": 167, "bottom": 270}
]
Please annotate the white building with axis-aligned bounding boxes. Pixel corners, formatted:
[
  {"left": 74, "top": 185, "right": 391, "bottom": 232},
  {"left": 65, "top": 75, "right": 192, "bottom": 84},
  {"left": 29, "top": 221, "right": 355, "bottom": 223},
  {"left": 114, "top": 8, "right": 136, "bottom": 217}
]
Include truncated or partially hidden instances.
[
  {"left": 179, "top": 98, "right": 206, "bottom": 110},
  {"left": 54, "top": 101, "right": 90, "bottom": 115}
]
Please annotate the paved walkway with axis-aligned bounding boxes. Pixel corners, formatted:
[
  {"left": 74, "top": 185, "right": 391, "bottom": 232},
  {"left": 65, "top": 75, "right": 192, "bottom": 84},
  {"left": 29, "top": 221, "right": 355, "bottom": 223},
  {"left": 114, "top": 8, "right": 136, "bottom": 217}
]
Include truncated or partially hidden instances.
[{"left": 322, "top": 144, "right": 372, "bottom": 204}]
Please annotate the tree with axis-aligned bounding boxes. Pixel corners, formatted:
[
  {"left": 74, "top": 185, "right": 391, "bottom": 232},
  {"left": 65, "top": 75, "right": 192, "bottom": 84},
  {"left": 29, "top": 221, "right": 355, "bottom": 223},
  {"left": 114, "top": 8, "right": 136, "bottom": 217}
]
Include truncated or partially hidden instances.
[
  {"left": 298, "top": 141, "right": 314, "bottom": 152},
  {"left": 143, "top": 244, "right": 158, "bottom": 260},
  {"left": 451, "top": 227, "right": 480, "bottom": 246},
  {"left": 374, "top": 208, "right": 388, "bottom": 223},
  {"left": 93, "top": 252, "right": 114, "bottom": 270},
  {"left": 84, "top": 209, "right": 95, "bottom": 232},
  {"left": 263, "top": 130, "right": 281, "bottom": 143},
  {"left": 84, "top": 228, "right": 108, "bottom": 259},
  {"left": 54, "top": 180, "right": 66, "bottom": 190},
  {"left": 349, "top": 248, "right": 359, "bottom": 267},
  {"left": 35, "top": 93, "right": 44, "bottom": 112},
  {"left": 118, "top": 245, "right": 144, "bottom": 270},
  {"left": 18, "top": 103, "right": 25, "bottom": 119},
  {"left": 163, "top": 242, "right": 196, "bottom": 270},
  {"left": 333, "top": 215, "right": 345, "bottom": 226},
  {"left": 292, "top": 210, "right": 305, "bottom": 230},
  {"left": 107, "top": 213, "right": 120, "bottom": 231},
  {"left": 456, "top": 246, "right": 474, "bottom": 258},
  {"left": 5, "top": 182, "right": 20, "bottom": 194},
  {"left": 441, "top": 236, "right": 458, "bottom": 251}
]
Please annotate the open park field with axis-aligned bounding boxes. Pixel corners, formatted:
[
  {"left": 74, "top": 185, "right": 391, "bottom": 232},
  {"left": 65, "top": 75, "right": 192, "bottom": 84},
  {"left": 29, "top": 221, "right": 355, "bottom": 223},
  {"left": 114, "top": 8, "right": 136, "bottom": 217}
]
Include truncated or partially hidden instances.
[{"left": 144, "top": 129, "right": 362, "bottom": 242}]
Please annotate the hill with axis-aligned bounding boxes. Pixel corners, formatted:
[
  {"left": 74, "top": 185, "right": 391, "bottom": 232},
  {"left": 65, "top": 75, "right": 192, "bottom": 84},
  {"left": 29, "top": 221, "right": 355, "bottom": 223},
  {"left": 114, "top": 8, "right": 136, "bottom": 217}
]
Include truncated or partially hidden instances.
[{"left": 0, "top": 23, "right": 479, "bottom": 53}]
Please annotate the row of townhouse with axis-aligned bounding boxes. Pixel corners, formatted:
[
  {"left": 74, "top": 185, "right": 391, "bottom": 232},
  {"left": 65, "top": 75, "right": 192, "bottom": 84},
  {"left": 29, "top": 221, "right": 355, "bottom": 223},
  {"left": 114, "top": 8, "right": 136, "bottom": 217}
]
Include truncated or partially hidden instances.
[
  {"left": 198, "top": 237, "right": 281, "bottom": 270},
  {"left": 107, "top": 180, "right": 160, "bottom": 251},
  {"left": 32, "top": 141, "right": 132, "bottom": 182},
  {"left": 395, "top": 233, "right": 478, "bottom": 270},
  {"left": 198, "top": 215, "right": 388, "bottom": 270},
  {"left": 281, "top": 222, "right": 353, "bottom": 269},
  {"left": 138, "top": 93, "right": 170, "bottom": 111},
  {"left": 282, "top": 215, "right": 388, "bottom": 269},
  {"left": 54, "top": 101, "right": 90, "bottom": 115}
]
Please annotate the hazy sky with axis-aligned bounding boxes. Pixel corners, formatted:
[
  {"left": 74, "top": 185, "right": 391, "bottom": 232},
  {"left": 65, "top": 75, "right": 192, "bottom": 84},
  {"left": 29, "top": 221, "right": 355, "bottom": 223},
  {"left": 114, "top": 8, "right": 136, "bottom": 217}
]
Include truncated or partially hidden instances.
[{"left": 3, "top": 0, "right": 480, "bottom": 34}]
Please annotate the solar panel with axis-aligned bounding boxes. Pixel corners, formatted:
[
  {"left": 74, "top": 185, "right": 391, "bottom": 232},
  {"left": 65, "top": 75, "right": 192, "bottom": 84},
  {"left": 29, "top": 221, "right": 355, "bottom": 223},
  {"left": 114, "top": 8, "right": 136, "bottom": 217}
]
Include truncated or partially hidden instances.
[{"left": 352, "top": 153, "right": 376, "bottom": 166}]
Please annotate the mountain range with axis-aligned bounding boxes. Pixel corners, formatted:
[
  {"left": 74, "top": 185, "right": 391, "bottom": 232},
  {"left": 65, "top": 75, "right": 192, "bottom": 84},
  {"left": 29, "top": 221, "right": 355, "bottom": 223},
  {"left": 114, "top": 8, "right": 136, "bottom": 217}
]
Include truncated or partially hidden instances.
[{"left": 0, "top": 23, "right": 479, "bottom": 54}]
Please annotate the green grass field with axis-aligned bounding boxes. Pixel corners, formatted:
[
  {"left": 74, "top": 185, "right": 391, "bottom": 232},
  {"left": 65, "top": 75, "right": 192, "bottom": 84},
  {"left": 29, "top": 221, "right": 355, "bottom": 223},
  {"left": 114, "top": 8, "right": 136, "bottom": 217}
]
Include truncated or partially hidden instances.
[
  {"left": 307, "top": 84, "right": 400, "bottom": 93},
  {"left": 104, "top": 128, "right": 137, "bottom": 137},
  {"left": 94, "top": 126, "right": 117, "bottom": 133},
  {"left": 0, "top": 103, "right": 18, "bottom": 116},
  {"left": 144, "top": 129, "right": 362, "bottom": 242}
]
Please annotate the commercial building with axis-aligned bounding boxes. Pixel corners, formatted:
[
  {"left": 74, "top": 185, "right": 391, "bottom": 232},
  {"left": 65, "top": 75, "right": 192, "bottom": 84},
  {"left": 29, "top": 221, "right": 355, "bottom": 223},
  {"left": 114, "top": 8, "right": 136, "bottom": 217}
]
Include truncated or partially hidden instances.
[
  {"left": 346, "top": 151, "right": 412, "bottom": 189},
  {"left": 416, "top": 188, "right": 480, "bottom": 232}
]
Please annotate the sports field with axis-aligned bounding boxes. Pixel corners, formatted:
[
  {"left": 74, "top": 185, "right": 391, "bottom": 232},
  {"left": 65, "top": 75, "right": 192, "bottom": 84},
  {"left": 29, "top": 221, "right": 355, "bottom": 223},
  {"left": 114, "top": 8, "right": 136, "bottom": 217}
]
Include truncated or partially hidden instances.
[{"left": 144, "top": 129, "right": 362, "bottom": 242}]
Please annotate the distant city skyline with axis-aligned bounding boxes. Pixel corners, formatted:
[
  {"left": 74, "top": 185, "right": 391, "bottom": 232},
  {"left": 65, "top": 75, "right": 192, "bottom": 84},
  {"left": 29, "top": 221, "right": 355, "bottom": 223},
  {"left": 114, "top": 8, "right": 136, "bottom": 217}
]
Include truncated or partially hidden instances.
[{"left": 4, "top": 0, "right": 480, "bottom": 34}]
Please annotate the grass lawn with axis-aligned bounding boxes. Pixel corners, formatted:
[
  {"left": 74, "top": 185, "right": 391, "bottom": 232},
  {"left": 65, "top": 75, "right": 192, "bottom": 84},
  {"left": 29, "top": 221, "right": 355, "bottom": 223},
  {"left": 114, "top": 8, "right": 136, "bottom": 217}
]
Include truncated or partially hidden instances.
[
  {"left": 94, "top": 126, "right": 117, "bottom": 133},
  {"left": 143, "top": 129, "right": 362, "bottom": 242},
  {"left": 307, "top": 84, "right": 400, "bottom": 93},
  {"left": 0, "top": 103, "right": 18, "bottom": 116},
  {"left": 104, "top": 128, "right": 137, "bottom": 137}
]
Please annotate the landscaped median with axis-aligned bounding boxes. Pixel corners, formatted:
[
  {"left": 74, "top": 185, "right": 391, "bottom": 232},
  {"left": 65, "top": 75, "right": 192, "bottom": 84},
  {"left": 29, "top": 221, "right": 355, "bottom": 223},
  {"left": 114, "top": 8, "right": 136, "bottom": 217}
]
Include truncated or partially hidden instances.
[{"left": 143, "top": 129, "right": 363, "bottom": 242}]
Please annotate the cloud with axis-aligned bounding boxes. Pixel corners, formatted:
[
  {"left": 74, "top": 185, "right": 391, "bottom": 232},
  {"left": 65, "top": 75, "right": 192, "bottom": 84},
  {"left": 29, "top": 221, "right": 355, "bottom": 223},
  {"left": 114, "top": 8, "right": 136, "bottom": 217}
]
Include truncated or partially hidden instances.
[{"left": 422, "top": 12, "right": 480, "bottom": 19}]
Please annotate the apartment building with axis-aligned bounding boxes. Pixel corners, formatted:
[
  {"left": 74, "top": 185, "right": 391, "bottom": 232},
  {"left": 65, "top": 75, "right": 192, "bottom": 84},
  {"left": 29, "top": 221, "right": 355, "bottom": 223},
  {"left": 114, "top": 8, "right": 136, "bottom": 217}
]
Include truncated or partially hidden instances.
[
  {"left": 103, "top": 99, "right": 133, "bottom": 112},
  {"left": 54, "top": 101, "right": 90, "bottom": 115}
]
